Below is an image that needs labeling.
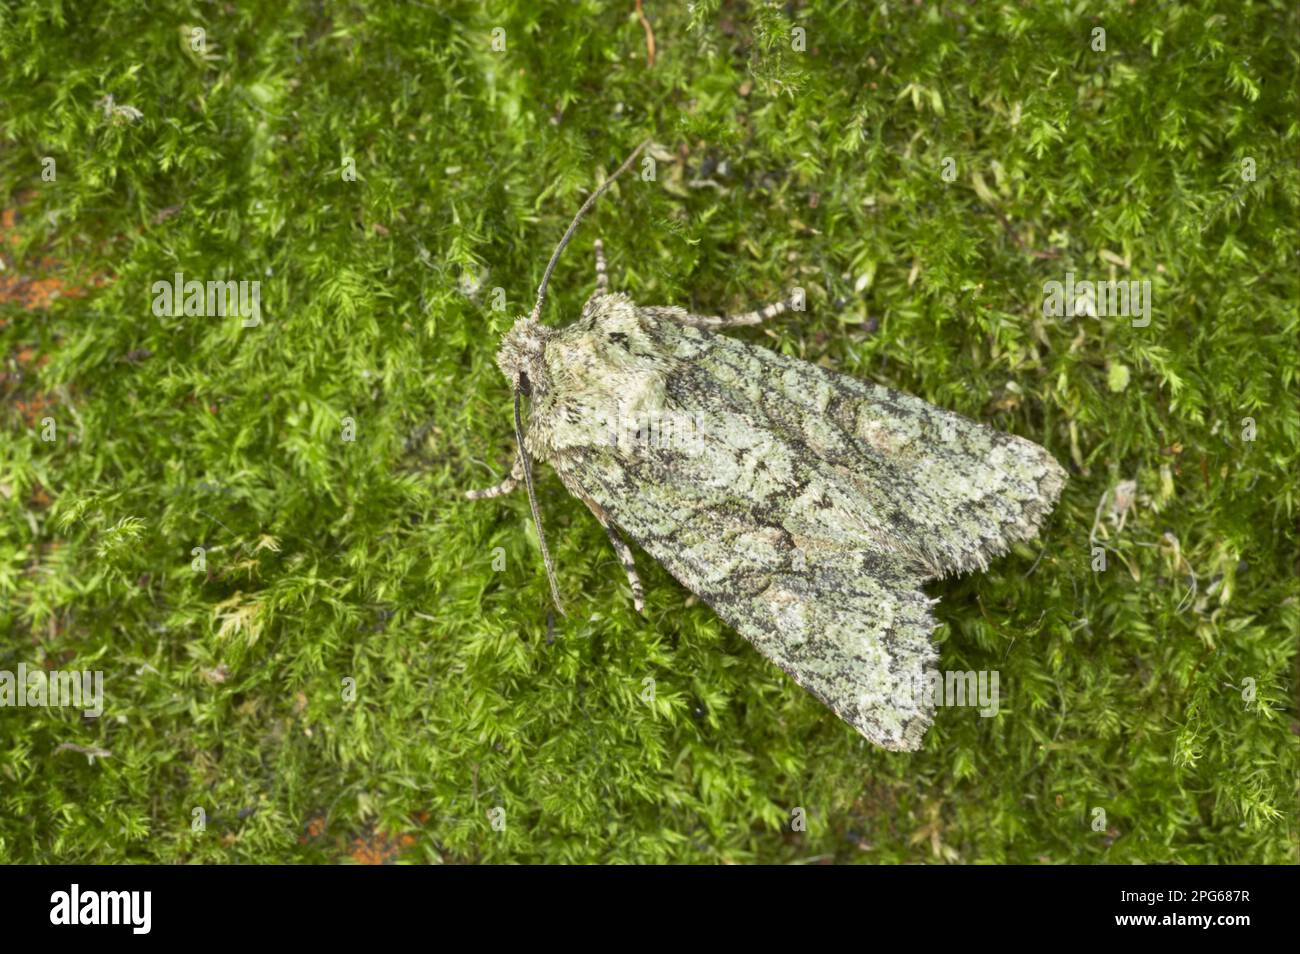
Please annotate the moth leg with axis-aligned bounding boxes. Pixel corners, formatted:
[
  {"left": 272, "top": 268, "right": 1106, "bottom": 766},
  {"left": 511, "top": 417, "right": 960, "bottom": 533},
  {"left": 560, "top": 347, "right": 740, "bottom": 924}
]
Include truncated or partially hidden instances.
[
  {"left": 580, "top": 496, "right": 645, "bottom": 614},
  {"left": 593, "top": 238, "right": 610, "bottom": 294},
  {"left": 465, "top": 456, "right": 524, "bottom": 500},
  {"left": 603, "top": 524, "right": 645, "bottom": 614},
  {"left": 674, "top": 298, "right": 791, "bottom": 329}
]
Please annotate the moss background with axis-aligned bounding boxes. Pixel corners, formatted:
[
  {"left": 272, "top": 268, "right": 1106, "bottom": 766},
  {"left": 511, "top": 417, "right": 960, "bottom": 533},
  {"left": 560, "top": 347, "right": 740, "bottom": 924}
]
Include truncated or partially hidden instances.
[{"left": 1, "top": 0, "right": 1296, "bottom": 864}]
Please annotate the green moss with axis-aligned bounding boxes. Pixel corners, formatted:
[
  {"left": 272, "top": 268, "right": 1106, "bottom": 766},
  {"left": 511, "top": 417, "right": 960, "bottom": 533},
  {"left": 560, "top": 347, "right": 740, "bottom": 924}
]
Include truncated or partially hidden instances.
[{"left": 1, "top": 0, "right": 1295, "bottom": 863}]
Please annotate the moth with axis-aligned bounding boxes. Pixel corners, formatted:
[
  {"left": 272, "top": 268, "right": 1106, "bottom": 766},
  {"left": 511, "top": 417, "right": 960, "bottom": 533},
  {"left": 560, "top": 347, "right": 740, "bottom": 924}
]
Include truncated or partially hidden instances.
[{"left": 467, "top": 141, "right": 1066, "bottom": 751}]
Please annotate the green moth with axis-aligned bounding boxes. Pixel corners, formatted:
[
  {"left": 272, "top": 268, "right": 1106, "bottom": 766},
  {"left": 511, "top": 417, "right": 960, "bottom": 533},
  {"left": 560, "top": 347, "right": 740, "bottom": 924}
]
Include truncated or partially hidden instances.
[{"left": 468, "top": 141, "right": 1065, "bottom": 751}]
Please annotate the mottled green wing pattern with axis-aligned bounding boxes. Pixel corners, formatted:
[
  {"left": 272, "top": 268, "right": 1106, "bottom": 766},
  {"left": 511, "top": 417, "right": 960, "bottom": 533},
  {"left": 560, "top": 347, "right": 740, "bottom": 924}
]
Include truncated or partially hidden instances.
[
  {"left": 643, "top": 305, "right": 1068, "bottom": 580},
  {"left": 539, "top": 299, "right": 1063, "bottom": 750},
  {"left": 554, "top": 391, "right": 941, "bottom": 751}
]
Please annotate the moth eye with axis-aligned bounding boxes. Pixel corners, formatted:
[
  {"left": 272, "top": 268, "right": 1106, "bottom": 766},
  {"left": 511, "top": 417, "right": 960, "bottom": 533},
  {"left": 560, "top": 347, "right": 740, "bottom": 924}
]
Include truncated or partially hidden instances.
[{"left": 517, "top": 371, "right": 532, "bottom": 397}]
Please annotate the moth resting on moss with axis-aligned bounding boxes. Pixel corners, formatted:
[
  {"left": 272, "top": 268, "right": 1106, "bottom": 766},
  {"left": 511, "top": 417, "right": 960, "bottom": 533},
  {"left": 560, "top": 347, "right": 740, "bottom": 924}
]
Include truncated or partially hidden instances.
[{"left": 468, "top": 141, "right": 1065, "bottom": 751}]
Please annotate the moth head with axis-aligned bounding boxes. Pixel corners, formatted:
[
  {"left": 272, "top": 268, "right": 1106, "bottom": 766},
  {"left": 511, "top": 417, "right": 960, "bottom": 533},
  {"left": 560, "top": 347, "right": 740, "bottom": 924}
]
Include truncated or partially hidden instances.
[{"left": 497, "top": 316, "right": 553, "bottom": 398}]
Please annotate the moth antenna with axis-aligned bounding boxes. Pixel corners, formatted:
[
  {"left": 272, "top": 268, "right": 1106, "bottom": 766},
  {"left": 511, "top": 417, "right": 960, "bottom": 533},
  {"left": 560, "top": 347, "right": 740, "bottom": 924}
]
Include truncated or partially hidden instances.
[
  {"left": 515, "top": 390, "right": 565, "bottom": 616},
  {"left": 528, "top": 137, "right": 652, "bottom": 323}
]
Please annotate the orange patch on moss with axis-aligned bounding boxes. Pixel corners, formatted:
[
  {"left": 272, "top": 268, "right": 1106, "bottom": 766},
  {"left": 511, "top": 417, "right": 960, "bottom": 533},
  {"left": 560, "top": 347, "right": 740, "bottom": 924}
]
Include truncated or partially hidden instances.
[
  {"left": 347, "top": 828, "right": 418, "bottom": 865},
  {"left": 1, "top": 201, "right": 112, "bottom": 430},
  {"left": 0, "top": 203, "right": 109, "bottom": 310}
]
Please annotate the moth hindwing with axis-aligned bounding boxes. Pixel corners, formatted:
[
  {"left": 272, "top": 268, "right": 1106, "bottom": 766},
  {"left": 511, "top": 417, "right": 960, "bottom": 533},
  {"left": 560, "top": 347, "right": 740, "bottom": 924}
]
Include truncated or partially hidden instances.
[{"left": 469, "top": 145, "right": 1065, "bottom": 751}]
